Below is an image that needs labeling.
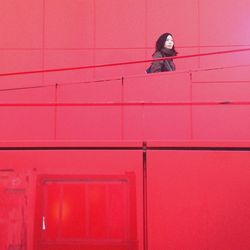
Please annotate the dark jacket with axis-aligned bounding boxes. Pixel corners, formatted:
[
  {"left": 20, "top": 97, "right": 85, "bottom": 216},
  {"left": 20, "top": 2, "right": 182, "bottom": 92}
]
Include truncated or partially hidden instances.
[{"left": 147, "top": 49, "right": 176, "bottom": 73}]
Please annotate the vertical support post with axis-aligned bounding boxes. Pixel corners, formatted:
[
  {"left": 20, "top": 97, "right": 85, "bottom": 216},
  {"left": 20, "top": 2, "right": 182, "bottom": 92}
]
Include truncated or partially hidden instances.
[
  {"left": 121, "top": 77, "right": 124, "bottom": 140},
  {"left": 143, "top": 141, "right": 148, "bottom": 250},
  {"left": 54, "top": 83, "right": 58, "bottom": 140},
  {"left": 189, "top": 72, "right": 193, "bottom": 140}
]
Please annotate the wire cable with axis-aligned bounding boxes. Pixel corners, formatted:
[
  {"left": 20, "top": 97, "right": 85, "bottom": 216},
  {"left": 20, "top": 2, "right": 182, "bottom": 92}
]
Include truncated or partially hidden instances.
[{"left": 0, "top": 47, "right": 250, "bottom": 77}]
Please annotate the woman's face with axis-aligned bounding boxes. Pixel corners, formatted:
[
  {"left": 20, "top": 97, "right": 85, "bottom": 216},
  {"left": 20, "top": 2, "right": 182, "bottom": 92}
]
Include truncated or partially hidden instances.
[{"left": 164, "top": 35, "right": 174, "bottom": 49}]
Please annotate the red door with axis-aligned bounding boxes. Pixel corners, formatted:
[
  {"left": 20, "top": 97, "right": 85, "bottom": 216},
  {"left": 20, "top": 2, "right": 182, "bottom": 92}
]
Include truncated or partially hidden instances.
[{"left": 35, "top": 174, "right": 138, "bottom": 250}]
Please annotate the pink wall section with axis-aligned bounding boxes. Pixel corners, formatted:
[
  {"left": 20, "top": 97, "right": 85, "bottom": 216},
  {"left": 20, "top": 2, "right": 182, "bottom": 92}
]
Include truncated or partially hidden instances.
[
  {"left": 1, "top": 69, "right": 250, "bottom": 141},
  {"left": 1, "top": 143, "right": 250, "bottom": 249},
  {"left": 0, "top": 145, "right": 143, "bottom": 250},
  {"left": 1, "top": 0, "right": 250, "bottom": 141},
  {"left": 147, "top": 148, "right": 250, "bottom": 250}
]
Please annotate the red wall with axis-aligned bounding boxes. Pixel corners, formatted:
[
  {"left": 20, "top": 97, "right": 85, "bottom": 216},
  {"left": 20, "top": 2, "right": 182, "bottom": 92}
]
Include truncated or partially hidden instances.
[
  {"left": 1, "top": 142, "right": 250, "bottom": 249},
  {"left": 1, "top": 69, "right": 250, "bottom": 141},
  {"left": 147, "top": 144, "right": 250, "bottom": 250},
  {"left": 1, "top": 0, "right": 250, "bottom": 141},
  {"left": 1, "top": 1, "right": 250, "bottom": 250},
  {"left": 0, "top": 142, "right": 144, "bottom": 250}
]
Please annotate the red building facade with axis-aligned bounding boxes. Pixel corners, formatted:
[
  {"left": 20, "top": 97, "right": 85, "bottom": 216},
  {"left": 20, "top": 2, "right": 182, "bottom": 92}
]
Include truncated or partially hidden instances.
[{"left": 1, "top": 0, "right": 250, "bottom": 249}]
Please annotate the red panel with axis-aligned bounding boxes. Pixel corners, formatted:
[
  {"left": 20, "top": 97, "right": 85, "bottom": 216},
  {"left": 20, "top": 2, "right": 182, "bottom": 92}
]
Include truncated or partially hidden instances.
[
  {"left": 35, "top": 173, "right": 140, "bottom": 250},
  {"left": 0, "top": 86, "right": 55, "bottom": 103},
  {"left": 94, "top": 50, "right": 146, "bottom": 79},
  {"left": 147, "top": 0, "right": 199, "bottom": 48},
  {"left": 44, "top": 0, "right": 94, "bottom": 48},
  {"left": 0, "top": 87, "right": 55, "bottom": 140},
  {"left": 0, "top": 50, "right": 43, "bottom": 73},
  {"left": 192, "top": 105, "right": 250, "bottom": 140},
  {"left": 192, "top": 82, "right": 250, "bottom": 102},
  {"left": 147, "top": 150, "right": 250, "bottom": 250},
  {"left": 44, "top": 50, "right": 94, "bottom": 84},
  {"left": 95, "top": 0, "right": 146, "bottom": 48},
  {"left": 124, "top": 72, "right": 191, "bottom": 102},
  {"left": 57, "top": 79, "right": 122, "bottom": 103},
  {"left": 191, "top": 78, "right": 250, "bottom": 139},
  {"left": 198, "top": 47, "right": 250, "bottom": 69},
  {"left": 56, "top": 106, "right": 122, "bottom": 140},
  {"left": 0, "top": 50, "right": 43, "bottom": 87},
  {"left": 192, "top": 66, "right": 250, "bottom": 82},
  {"left": 200, "top": 0, "right": 250, "bottom": 46},
  {"left": 0, "top": 108, "right": 55, "bottom": 140},
  {"left": 143, "top": 106, "right": 191, "bottom": 140},
  {"left": 0, "top": 0, "right": 43, "bottom": 48}
]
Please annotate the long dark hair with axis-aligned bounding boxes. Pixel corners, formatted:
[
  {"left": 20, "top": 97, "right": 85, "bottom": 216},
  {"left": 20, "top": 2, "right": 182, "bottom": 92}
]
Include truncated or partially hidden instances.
[{"left": 155, "top": 32, "right": 177, "bottom": 55}]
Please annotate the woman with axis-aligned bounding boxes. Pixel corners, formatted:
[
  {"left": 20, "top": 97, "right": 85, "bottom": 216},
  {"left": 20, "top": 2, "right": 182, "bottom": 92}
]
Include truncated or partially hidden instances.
[{"left": 147, "top": 32, "right": 177, "bottom": 73}]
